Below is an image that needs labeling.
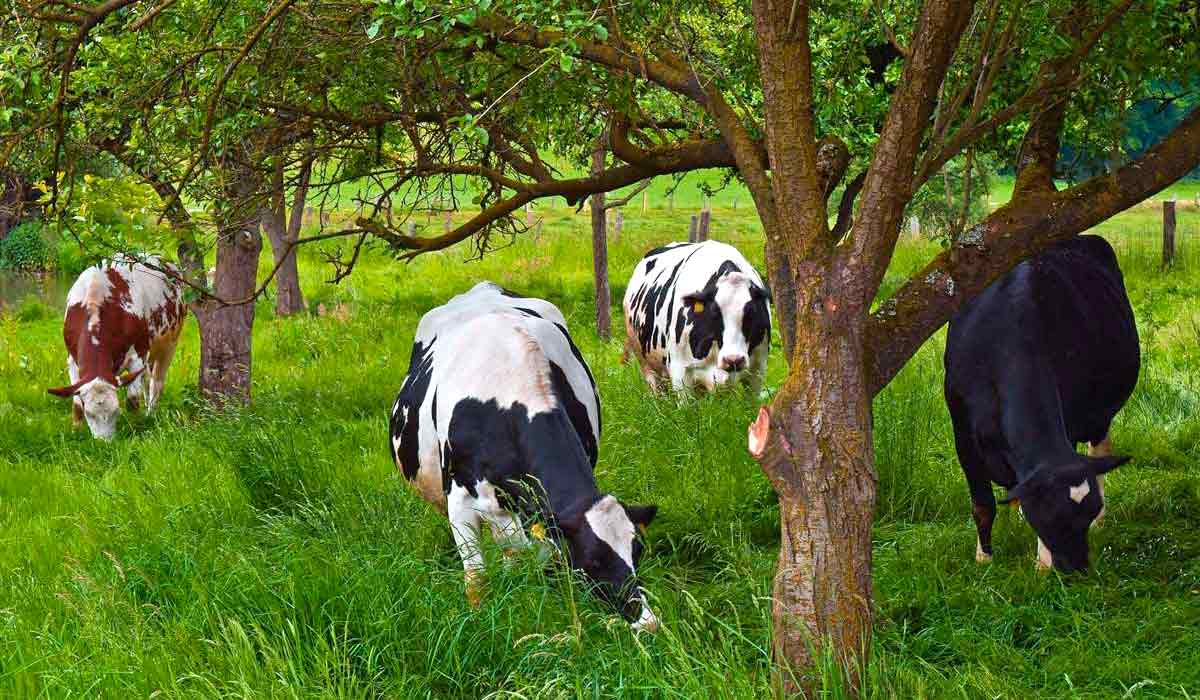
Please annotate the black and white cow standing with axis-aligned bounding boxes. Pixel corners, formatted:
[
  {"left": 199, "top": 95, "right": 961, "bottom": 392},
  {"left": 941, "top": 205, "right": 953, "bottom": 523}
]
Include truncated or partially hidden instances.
[
  {"left": 622, "top": 241, "right": 771, "bottom": 393},
  {"left": 944, "top": 235, "right": 1139, "bottom": 573},
  {"left": 389, "top": 281, "right": 659, "bottom": 629}
]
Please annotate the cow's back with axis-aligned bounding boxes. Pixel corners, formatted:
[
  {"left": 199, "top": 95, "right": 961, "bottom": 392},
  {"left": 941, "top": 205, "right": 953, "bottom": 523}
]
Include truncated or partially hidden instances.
[
  {"left": 946, "top": 235, "right": 1139, "bottom": 446},
  {"left": 391, "top": 284, "right": 600, "bottom": 505}
]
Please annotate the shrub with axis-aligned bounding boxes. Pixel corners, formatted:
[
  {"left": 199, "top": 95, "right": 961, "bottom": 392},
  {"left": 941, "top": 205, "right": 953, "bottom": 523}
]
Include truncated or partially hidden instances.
[{"left": 0, "top": 220, "right": 51, "bottom": 271}]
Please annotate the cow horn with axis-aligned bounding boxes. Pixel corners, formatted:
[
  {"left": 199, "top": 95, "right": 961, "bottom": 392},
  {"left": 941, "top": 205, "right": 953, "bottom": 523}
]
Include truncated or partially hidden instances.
[
  {"left": 47, "top": 379, "right": 88, "bottom": 398},
  {"left": 117, "top": 367, "right": 145, "bottom": 387}
]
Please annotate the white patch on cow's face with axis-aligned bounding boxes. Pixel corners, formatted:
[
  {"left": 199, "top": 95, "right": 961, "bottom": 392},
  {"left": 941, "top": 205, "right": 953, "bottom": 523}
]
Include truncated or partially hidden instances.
[
  {"left": 77, "top": 378, "right": 120, "bottom": 440},
  {"left": 585, "top": 496, "right": 635, "bottom": 569},
  {"left": 1069, "top": 480, "right": 1091, "bottom": 503},
  {"left": 713, "top": 273, "right": 753, "bottom": 370}
]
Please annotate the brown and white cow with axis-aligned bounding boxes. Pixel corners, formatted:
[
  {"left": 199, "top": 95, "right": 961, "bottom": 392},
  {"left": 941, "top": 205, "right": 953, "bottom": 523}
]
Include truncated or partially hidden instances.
[{"left": 48, "top": 255, "right": 187, "bottom": 439}]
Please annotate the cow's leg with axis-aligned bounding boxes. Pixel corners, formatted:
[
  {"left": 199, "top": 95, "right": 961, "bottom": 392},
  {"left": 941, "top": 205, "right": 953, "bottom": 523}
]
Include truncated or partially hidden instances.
[
  {"left": 1088, "top": 435, "right": 1112, "bottom": 526},
  {"left": 123, "top": 353, "right": 146, "bottom": 413},
  {"left": 1036, "top": 538, "right": 1053, "bottom": 572},
  {"left": 67, "top": 357, "right": 83, "bottom": 426},
  {"left": 950, "top": 397, "right": 995, "bottom": 563},
  {"left": 447, "top": 482, "right": 486, "bottom": 607},
  {"left": 969, "top": 477, "right": 996, "bottom": 564},
  {"left": 745, "top": 346, "right": 768, "bottom": 397}
]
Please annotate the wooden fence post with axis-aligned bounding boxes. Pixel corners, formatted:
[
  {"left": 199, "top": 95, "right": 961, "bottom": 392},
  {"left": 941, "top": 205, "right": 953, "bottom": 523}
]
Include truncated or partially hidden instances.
[
  {"left": 642, "top": 191, "right": 648, "bottom": 213},
  {"left": 669, "top": 192, "right": 675, "bottom": 213},
  {"left": 407, "top": 221, "right": 416, "bottom": 237},
  {"left": 909, "top": 216, "right": 920, "bottom": 240},
  {"left": 614, "top": 210, "right": 624, "bottom": 240},
  {"left": 444, "top": 210, "right": 452, "bottom": 234},
  {"left": 688, "top": 215, "right": 699, "bottom": 243},
  {"left": 699, "top": 209, "right": 711, "bottom": 241},
  {"left": 1163, "top": 200, "right": 1176, "bottom": 268},
  {"left": 525, "top": 203, "right": 535, "bottom": 227}
]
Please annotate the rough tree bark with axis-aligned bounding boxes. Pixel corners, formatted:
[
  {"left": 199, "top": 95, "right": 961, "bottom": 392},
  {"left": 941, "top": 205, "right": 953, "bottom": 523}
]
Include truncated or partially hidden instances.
[
  {"left": 590, "top": 145, "right": 611, "bottom": 340},
  {"left": 261, "top": 153, "right": 310, "bottom": 317},
  {"left": 194, "top": 157, "right": 263, "bottom": 404}
]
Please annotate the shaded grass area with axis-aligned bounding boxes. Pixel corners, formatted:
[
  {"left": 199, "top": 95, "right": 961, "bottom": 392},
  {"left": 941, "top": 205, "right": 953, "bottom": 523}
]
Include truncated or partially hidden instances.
[{"left": 1, "top": 202, "right": 1198, "bottom": 698}]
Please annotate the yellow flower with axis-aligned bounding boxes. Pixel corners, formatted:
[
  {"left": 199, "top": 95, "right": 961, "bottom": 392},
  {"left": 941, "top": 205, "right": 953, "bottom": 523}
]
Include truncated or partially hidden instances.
[
  {"left": 530, "top": 522, "right": 547, "bottom": 541},
  {"left": 693, "top": 301, "right": 704, "bottom": 313}
]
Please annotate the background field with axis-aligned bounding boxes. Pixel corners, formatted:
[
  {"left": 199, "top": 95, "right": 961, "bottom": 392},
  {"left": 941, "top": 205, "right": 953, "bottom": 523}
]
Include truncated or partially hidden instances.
[{"left": 1, "top": 182, "right": 1199, "bottom": 698}]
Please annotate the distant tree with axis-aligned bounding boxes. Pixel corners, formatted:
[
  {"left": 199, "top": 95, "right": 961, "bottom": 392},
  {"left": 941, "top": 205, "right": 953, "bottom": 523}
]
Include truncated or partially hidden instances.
[{"left": 6, "top": 0, "right": 1200, "bottom": 694}]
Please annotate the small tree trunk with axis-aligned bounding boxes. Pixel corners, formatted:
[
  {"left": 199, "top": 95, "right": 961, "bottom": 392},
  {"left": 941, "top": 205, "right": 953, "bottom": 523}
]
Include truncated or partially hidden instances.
[
  {"left": 194, "top": 163, "right": 263, "bottom": 405},
  {"left": 1163, "top": 200, "right": 1176, "bottom": 268},
  {"left": 261, "top": 155, "right": 309, "bottom": 317},
  {"left": 750, "top": 298, "right": 876, "bottom": 696},
  {"left": 591, "top": 147, "right": 611, "bottom": 340}
]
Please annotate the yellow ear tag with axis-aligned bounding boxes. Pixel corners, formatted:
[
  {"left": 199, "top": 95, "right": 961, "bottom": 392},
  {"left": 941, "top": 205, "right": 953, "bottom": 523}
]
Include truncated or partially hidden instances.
[
  {"left": 693, "top": 301, "right": 704, "bottom": 314},
  {"left": 637, "top": 523, "right": 648, "bottom": 535},
  {"left": 530, "top": 522, "right": 547, "bottom": 541}
]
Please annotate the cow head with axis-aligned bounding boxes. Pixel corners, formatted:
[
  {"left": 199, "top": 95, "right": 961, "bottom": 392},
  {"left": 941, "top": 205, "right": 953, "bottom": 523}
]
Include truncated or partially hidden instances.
[
  {"left": 681, "top": 269, "right": 771, "bottom": 387},
  {"left": 1001, "top": 454, "right": 1129, "bottom": 572},
  {"left": 48, "top": 368, "right": 144, "bottom": 440},
  {"left": 559, "top": 495, "right": 659, "bottom": 631}
]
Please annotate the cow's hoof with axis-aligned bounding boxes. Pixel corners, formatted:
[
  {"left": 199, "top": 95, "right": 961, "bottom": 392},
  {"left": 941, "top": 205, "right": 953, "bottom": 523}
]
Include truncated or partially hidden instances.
[
  {"left": 976, "top": 551, "right": 992, "bottom": 564},
  {"left": 464, "top": 573, "right": 485, "bottom": 608}
]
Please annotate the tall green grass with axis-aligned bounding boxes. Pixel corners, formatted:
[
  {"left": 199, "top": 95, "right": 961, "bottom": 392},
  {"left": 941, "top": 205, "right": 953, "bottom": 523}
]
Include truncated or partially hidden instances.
[{"left": 1, "top": 202, "right": 1198, "bottom": 698}]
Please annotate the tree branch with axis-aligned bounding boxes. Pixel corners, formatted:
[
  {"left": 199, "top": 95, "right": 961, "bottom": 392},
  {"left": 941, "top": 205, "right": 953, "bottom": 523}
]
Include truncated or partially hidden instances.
[{"left": 864, "top": 105, "right": 1200, "bottom": 395}]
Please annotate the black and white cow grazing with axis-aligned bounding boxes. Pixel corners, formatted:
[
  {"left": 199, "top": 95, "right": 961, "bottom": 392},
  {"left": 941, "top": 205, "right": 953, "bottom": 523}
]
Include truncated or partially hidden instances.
[
  {"left": 622, "top": 241, "right": 771, "bottom": 393},
  {"left": 389, "top": 281, "right": 659, "bottom": 629},
  {"left": 944, "top": 235, "right": 1139, "bottom": 573}
]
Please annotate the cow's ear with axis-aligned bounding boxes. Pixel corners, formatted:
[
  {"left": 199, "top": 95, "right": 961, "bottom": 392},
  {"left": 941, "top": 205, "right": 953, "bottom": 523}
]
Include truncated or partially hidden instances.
[
  {"left": 47, "top": 380, "right": 86, "bottom": 398},
  {"left": 1088, "top": 455, "right": 1131, "bottom": 475},
  {"left": 623, "top": 504, "right": 658, "bottom": 531},
  {"left": 751, "top": 282, "right": 772, "bottom": 303}
]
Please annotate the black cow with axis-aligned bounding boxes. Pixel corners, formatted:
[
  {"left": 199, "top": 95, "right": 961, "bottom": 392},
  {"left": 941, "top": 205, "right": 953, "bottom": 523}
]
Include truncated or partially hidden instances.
[
  {"left": 389, "top": 281, "right": 659, "bottom": 629},
  {"left": 944, "top": 235, "right": 1139, "bottom": 572}
]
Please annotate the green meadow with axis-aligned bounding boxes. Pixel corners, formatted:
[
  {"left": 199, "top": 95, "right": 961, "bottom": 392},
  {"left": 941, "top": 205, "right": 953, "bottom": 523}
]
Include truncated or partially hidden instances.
[{"left": 1, "top": 184, "right": 1199, "bottom": 698}]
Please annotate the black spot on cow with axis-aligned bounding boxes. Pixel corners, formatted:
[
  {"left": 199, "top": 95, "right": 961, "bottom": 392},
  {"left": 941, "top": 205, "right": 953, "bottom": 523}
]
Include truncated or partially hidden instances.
[
  {"left": 390, "top": 338, "right": 436, "bottom": 481},
  {"left": 644, "top": 242, "right": 693, "bottom": 259},
  {"left": 633, "top": 248, "right": 701, "bottom": 354},
  {"left": 549, "top": 360, "right": 598, "bottom": 467},
  {"left": 645, "top": 259, "right": 656, "bottom": 273},
  {"left": 552, "top": 322, "right": 600, "bottom": 450},
  {"left": 514, "top": 306, "right": 543, "bottom": 318},
  {"left": 742, "top": 287, "right": 771, "bottom": 351}
]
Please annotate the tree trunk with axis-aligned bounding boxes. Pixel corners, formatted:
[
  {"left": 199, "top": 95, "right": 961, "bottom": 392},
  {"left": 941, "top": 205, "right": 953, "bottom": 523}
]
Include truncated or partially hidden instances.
[
  {"left": 749, "top": 293, "right": 876, "bottom": 696},
  {"left": 194, "top": 163, "right": 263, "bottom": 405},
  {"left": 591, "top": 147, "right": 611, "bottom": 340},
  {"left": 262, "top": 155, "right": 308, "bottom": 317}
]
